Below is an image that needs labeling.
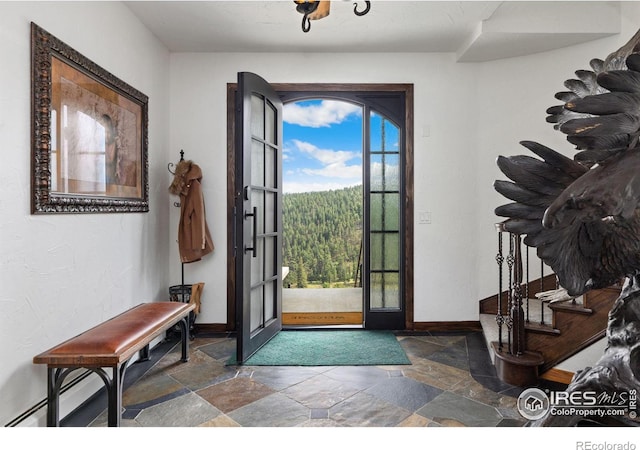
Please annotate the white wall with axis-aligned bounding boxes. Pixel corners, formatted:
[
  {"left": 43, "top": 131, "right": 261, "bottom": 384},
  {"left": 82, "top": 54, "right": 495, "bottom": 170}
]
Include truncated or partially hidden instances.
[
  {"left": 475, "top": 2, "right": 640, "bottom": 301},
  {"left": 168, "top": 2, "right": 639, "bottom": 326},
  {"left": 169, "top": 52, "right": 481, "bottom": 324},
  {"left": 0, "top": 2, "right": 171, "bottom": 426}
]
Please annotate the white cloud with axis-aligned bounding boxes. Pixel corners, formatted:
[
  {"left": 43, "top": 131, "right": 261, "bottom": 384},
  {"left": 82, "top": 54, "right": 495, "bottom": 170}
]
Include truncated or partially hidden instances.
[
  {"left": 284, "top": 100, "right": 361, "bottom": 128},
  {"left": 284, "top": 139, "right": 362, "bottom": 193},
  {"left": 302, "top": 165, "right": 362, "bottom": 179},
  {"left": 291, "top": 139, "right": 361, "bottom": 179}
]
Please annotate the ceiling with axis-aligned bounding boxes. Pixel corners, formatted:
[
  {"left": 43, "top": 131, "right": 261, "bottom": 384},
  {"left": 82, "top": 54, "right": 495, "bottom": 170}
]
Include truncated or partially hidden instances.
[{"left": 124, "top": 1, "right": 622, "bottom": 61}]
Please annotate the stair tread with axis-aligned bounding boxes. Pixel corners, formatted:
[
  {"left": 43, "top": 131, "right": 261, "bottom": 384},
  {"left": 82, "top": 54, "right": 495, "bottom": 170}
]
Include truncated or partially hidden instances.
[
  {"left": 549, "top": 301, "right": 593, "bottom": 315},
  {"left": 525, "top": 321, "right": 561, "bottom": 335}
]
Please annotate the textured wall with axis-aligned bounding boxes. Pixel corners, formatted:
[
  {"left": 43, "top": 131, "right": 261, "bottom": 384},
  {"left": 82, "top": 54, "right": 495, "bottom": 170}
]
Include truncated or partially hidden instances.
[{"left": 0, "top": 2, "right": 171, "bottom": 426}]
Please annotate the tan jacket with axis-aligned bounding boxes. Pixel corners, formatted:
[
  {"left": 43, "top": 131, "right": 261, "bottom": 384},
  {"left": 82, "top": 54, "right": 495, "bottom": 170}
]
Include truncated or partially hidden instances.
[{"left": 169, "top": 160, "right": 214, "bottom": 263}]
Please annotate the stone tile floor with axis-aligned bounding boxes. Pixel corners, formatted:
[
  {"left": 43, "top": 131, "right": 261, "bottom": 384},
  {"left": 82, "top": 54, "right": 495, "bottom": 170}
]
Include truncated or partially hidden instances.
[{"left": 66, "top": 331, "right": 534, "bottom": 427}]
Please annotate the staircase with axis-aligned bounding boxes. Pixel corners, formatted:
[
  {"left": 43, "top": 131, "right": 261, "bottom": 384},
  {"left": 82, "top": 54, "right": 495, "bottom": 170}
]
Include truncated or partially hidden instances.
[
  {"left": 525, "top": 287, "right": 618, "bottom": 373},
  {"left": 481, "top": 224, "right": 620, "bottom": 386}
]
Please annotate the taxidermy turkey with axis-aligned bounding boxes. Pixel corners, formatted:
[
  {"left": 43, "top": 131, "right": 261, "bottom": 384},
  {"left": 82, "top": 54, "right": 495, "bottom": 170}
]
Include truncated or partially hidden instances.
[{"left": 494, "top": 29, "right": 640, "bottom": 426}]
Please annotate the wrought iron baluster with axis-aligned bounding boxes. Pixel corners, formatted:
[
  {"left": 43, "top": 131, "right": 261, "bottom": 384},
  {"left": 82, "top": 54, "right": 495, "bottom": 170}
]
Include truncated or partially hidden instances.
[
  {"left": 540, "top": 259, "right": 545, "bottom": 325},
  {"left": 525, "top": 244, "right": 530, "bottom": 323},
  {"left": 506, "top": 232, "right": 515, "bottom": 354},
  {"left": 511, "top": 233, "right": 525, "bottom": 356},
  {"left": 495, "top": 223, "right": 505, "bottom": 351}
]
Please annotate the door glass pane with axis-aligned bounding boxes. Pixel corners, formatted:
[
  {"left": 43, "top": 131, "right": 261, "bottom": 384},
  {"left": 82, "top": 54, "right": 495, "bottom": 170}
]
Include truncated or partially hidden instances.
[
  {"left": 371, "top": 113, "right": 400, "bottom": 153},
  {"left": 251, "top": 94, "right": 264, "bottom": 138},
  {"left": 370, "top": 272, "right": 400, "bottom": 309},
  {"left": 265, "top": 236, "right": 276, "bottom": 278},
  {"left": 370, "top": 233, "right": 399, "bottom": 271},
  {"left": 370, "top": 154, "right": 400, "bottom": 191},
  {"left": 265, "top": 145, "right": 276, "bottom": 189},
  {"left": 251, "top": 238, "right": 264, "bottom": 283},
  {"left": 370, "top": 193, "right": 400, "bottom": 231},
  {"left": 266, "top": 101, "right": 276, "bottom": 144},
  {"left": 251, "top": 190, "right": 265, "bottom": 235},
  {"left": 265, "top": 280, "right": 275, "bottom": 322},
  {"left": 250, "top": 286, "right": 264, "bottom": 333},
  {"left": 252, "top": 140, "right": 265, "bottom": 186},
  {"left": 265, "top": 191, "right": 276, "bottom": 233}
]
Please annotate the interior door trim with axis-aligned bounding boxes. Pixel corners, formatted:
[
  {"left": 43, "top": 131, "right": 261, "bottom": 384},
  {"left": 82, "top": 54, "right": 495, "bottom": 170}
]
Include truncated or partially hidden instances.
[{"left": 227, "top": 83, "right": 414, "bottom": 331}]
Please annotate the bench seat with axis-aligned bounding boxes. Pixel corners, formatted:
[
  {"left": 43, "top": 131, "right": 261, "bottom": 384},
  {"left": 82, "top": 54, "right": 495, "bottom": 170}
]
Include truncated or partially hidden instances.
[{"left": 33, "top": 301, "right": 195, "bottom": 427}]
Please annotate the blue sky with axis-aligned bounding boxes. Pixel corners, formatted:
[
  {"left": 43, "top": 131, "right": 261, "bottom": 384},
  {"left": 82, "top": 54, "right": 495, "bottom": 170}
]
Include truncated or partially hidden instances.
[{"left": 283, "top": 99, "right": 363, "bottom": 193}]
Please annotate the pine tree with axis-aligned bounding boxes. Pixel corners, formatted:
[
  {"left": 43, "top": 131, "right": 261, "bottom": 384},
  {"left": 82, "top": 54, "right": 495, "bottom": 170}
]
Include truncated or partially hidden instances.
[
  {"left": 283, "top": 185, "right": 362, "bottom": 288},
  {"left": 296, "top": 258, "right": 308, "bottom": 288}
]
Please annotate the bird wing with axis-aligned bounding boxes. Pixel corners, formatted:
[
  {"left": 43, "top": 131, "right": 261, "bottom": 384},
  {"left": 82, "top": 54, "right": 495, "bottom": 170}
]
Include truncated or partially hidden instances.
[
  {"left": 496, "top": 30, "right": 640, "bottom": 296},
  {"left": 546, "top": 30, "right": 640, "bottom": 166},
  {"left": 494, "top": 141, "right": 604, "bottom": 296},
  {"left": 496, "top": 144, "right": 640, "bottom": 298}
]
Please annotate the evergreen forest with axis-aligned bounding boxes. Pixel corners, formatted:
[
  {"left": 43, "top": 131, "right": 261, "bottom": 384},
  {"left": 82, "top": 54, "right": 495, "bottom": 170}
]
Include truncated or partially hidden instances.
[{"left": 283, "top": 185, "right": 362, "bottom": 288}]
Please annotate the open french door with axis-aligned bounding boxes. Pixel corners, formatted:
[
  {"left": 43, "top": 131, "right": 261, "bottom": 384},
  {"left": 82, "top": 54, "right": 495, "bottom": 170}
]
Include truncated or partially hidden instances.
[{"left": 235, "top": 72, "right": 283, "bottom": 363}]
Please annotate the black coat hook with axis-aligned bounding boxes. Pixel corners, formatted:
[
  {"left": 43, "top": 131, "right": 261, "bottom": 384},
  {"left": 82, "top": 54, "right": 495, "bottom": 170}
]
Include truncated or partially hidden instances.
[
  {"left": 168, "top": 149, "right": 186, "bottom": 175},
  {"left": 169, "top": 150, "right": 184, "bottom": 207},
  {"left": 353, "top": 1, "right": 371, "bottom": 16}
]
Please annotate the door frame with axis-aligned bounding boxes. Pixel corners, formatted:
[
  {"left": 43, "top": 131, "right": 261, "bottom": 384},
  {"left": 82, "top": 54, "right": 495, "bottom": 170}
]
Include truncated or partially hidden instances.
[{"left": 227, "top": 83, "right": 414, "bottom": 331}]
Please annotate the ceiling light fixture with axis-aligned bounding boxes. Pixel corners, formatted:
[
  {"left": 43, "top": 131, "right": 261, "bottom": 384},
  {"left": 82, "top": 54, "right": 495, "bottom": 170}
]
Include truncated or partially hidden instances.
[{"left": 294, "top": 1, "right": 371, "bottom": 33}]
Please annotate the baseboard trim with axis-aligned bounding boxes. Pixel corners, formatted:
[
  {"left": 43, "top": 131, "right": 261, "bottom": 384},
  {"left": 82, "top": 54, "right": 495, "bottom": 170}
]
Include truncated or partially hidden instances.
[
  {"left": 194, "top": 323, "right": 230, "bottom": 333},
  {"left": 195, "top": 321, "right": 481, "bottom": 333},
  {"left": 412, "top": 321, "right": 482, "bottom": 332}
]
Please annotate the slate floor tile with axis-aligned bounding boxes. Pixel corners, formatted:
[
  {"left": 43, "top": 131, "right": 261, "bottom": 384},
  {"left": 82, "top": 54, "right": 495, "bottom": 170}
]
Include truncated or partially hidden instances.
[
  {"left": 122, "top": 371, "right": 186, "bottom": 408},
  {"left": 365, "top": 376, "right": 443, "bottom": 412},
  {"left": 250, "top": 365, "right": 321, "bottom": 390},
  {"left": 426, "top": 339, "right": 470, "bottom": 371},
  {"left": 328, "top": 392, "right": 412, "bottom": 427},
  {"left": 75, "top": 331, "right": 525, "bottom": 428},
  {"left": 228, "top": 392, "right": 310, "bottom": 427},
  {"left": 198, "top": 338, "right": 236, "bottom": 361},
  {"left": 416, "top": 391, "right": 504, "bottom": 427},
  {"left": 282, "top": 373, "right": 361, "bottom": 408},
  {"left": 322, "top": 365, "right": 390, "bottom": 389},
  {"left": 197, "top": 377, "right": 275, "bottom": 413},
  {"left": 134, "top": 392, "right": 222, "bottom": 427}
]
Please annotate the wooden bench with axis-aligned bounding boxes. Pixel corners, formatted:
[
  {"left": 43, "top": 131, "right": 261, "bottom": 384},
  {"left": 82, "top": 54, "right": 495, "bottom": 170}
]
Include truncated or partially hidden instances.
[{"left": 33, "top": 301, "right": 195, "bottom": 427}]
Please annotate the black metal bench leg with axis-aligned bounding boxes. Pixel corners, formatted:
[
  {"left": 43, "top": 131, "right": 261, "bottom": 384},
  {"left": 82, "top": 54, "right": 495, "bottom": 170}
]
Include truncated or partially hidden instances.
[
  {"left": 139, "top": 344, "right": 150, "bottom": 362},
  {"left": 179, "top": 316, "right": 190, "bottom": 362},
  {"left": 46, "top": 367, "right": 60, "bottom": 427},
  {"left": 107, "top": 364, "right": 127, "bottom": 427}
]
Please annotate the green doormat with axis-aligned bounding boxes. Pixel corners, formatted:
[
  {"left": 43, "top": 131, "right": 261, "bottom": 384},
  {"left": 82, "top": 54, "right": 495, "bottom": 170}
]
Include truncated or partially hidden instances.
[{"left": 228, "top": 330, "right": 411, "bottom": 366}]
